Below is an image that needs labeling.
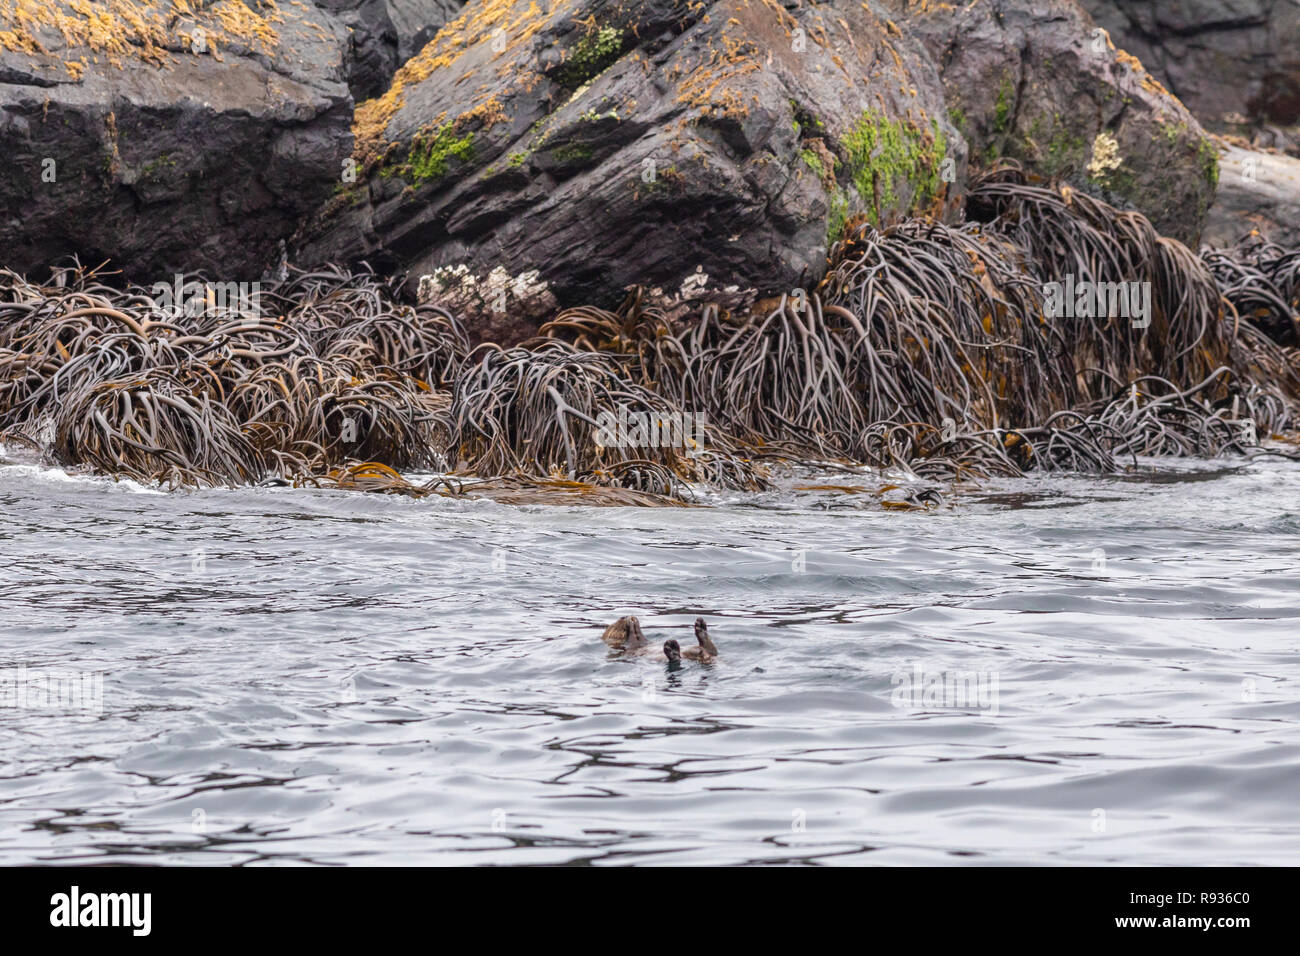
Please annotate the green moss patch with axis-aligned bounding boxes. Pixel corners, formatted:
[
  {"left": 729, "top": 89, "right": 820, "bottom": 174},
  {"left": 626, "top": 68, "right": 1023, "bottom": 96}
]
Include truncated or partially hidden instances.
[
  {"left": 842, "top": 110, "right": 947, "bottom": 224},
  {"left": 826, "top": 188, "right": 851, "bottom": 244},
  {"left": 557, "top": 26, "right": 624, "bottom": 88},
  {"left": 384, "top": 123, "right": 475, "bottom": 184},
  {"left": 993, "top": 77, "right": 1015, "bottom": 136},
  {"left": 1198, "top": 136, "right": 1219, "bottom": 189},
  {"left": 800, "top": 147, "right": 824, "bottom": 179}
]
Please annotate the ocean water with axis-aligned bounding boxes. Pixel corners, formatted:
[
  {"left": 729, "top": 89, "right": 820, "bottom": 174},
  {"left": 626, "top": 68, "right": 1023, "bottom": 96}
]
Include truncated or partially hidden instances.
[{"left": 1, "top": 451, "right": 1298, "bottom": 865}]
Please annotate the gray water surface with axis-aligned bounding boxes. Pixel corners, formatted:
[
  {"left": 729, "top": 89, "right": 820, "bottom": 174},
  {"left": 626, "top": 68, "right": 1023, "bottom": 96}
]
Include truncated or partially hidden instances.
[{"left": 1, "top": 454, "right": 1298, "bottom": 865}]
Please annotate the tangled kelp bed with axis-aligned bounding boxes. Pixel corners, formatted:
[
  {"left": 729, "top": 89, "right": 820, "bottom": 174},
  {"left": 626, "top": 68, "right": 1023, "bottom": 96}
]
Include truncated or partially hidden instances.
[
  {"left": 528, "top": 168, "right": 1299, "bottom": 482},
  {"left": 0, "top": 265, "right": 457, "bottom": 489},
  {"left": 1203, "top": 233, "right": 1300, "bottom": 347},
  {"left": 2, "top": 168, "right": 1299, "bottom": 504},
  {"left": 0, "top": 263, "right": 760, "bottom": 502}
]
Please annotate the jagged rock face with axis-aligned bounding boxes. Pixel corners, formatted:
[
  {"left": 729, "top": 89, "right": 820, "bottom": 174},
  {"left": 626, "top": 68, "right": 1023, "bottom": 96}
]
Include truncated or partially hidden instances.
[
  {"left": 1205, "top": 143, "right": 1300, "bottom": 249},
  {"left": 317, "top": 1, "right": 465, "bottom": 99},
  {"left": 295, "top": 0, "right": 965, "bottom": 333},
  {"left": 890, "top": 0, "right": 1219, "bottom": 244},
  {"left": 0, "top": 1, "right": 354, "bottom": 282},
  {"left": 1081, "top": 0, "right": 1300, "bottom": 143},
  {"left": 0, "top": 0, "right": 1232, "bottom": 306},
  {"left": 386, "top": 1, "right": 466, "bottom": 62}
]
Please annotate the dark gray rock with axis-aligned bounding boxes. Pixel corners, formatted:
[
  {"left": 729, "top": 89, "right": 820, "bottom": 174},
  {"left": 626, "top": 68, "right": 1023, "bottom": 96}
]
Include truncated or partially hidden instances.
[
  {"left": 295, "top": 0, "right": 965, "bottom": 334},
  {"left": 0, "top": 1, "right": 354, "bottom": 282},
  {"left": 299, "top": 0, "right": 1223, "bottom": 336},
  {"left": 1081, "top": 0, "right": 1300, "bottom": 147},
  {"left": 317, "top": 1, "right": 465, "bottom": 100},
  {"left": 0, "top": 0, "right": 1239, "bottom": 313},
  {"left": 891, "top": 0, "right": 1220, "bottom": 244},
  {"left": 387, "top": 1, "right": 466, "bottom": 62}
]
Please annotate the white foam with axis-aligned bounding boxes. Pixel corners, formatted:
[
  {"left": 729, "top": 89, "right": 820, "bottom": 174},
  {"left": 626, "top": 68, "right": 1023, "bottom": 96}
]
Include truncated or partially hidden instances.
[{"left": 0, "top": 462, "right": 166, "bottom": 495}]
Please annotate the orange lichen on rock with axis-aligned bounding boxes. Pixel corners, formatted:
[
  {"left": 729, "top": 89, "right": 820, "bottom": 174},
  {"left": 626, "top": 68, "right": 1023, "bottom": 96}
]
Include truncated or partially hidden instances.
[
  {"left": 1115, "top": 48, "right": 1173, "bottom": 99},
  {"left": 0, "top": 0, "right": 172, "bottom": 67},
  {"left": 753, "top": 0, "right": 796, "bottom": 28},
  {"left": 459, "top": 94, "right": 508, "bottom": 130},
  {"left": 353, "top": 0, "right": 558, "bottom": 167},
  {"left": 201, "top": 0, "right": 284, "bottom": 51},
  {"left": 0, "top": 0, "right": 285, "bottom": 75},
  {"left": 674, "top": 29, "right": 762, "bottom": 119}
]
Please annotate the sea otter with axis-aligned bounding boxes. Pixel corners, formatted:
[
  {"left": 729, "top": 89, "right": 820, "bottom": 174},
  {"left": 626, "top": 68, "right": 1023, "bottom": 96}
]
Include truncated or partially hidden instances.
[
  {"left": 663, "top": 628, "right": 715, "bottom": 663},
  {"left": 604, "top": 616, "right": 717, "bottom": 662}
]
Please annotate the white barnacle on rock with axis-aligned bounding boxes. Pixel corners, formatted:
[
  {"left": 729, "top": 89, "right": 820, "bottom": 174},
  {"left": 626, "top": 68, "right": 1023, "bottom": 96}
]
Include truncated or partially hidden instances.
[
  {"left": 418, "top": 265, "right": 557, "bottom": 323},
  {"left": 679, "top": 265, "right": 709, "bottom": 298},
  {"left": 417, "top": 264, "right": 473, "bottom": 302},
  {"left": 510, "top": 269, "right": 551, "bottom": 302},
  {"left": 643, "top": 267, "right": 757, "bottom": 322}
]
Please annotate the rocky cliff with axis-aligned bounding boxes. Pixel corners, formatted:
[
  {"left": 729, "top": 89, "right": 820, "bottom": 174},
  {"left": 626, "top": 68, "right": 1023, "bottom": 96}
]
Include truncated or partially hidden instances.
[
  {"left": 0, "top": 0, "right": 1227, "bottom": 319},
  {"left": 0, "top": 1, "right": 354, "bottom": 280},
  {"left": 297, "top": 0, "right": 1219, "bottom": 337},
  {"left": 894, "top": 0, "right": 1217, "bottom": 242}
]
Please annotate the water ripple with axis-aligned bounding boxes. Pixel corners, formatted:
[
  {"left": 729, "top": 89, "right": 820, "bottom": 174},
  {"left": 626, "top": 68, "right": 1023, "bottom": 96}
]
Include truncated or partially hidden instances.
[{"left": 1, "top": 457, "right": 1298, "bottom": 864}]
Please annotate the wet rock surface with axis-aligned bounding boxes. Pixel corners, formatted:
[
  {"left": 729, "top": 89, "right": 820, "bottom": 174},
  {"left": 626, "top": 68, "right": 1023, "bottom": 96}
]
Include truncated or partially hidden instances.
[
  {"left": 295, "top": 0, "right": 964, "bottom": 330},
  {"left": 896, "top": 0, "right": 1219, "bottom": 244},
  {"left": 1082, "top": 0, "right": 1300, "bottom": 151},
  {"left": 0, "top": 1, "right": 353, "bottom": 282},
  {"left": 1205, "top": 142, "right": 1300, "bottom": 248},
  {"left": 319, "top": 0, "right": 466, "bottom": 99}
]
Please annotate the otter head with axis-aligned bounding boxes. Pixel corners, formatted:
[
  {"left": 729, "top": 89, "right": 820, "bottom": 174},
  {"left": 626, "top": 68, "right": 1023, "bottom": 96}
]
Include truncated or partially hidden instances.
[
  {"left": 625, "top": 616, "right": 647, "bottom": 648},
  {"left": 663, "top": 639, "right": 682, "bottom": 663},
  {"left": 694, "top": 617, "right": 718, "bottom": 655},
  {"left": 602, "top": 615, "right": 646, "bottom": 648}
]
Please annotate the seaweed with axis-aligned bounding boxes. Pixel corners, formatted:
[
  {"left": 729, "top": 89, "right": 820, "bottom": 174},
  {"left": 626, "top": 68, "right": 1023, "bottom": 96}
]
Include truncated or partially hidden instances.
[{"left": 1, "top": 164, "right": 1295, "bottom": 503}]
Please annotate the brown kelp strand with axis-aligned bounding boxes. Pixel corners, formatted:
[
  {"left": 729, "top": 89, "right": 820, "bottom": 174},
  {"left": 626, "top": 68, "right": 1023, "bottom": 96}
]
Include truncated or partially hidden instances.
[
  {"left": 540, "top": 219, "right": 1065, "bottom": 468},
  {"left": 1000, "top": 372, "right": 1264, "bottom": 470},
  {"left": 296, "top": 462, "right": 686, "bottom": 507},
  {"left": 535, "top": 169, "right": 1296, "bottom": 481},
  {"left": 52, "top": 365, "right": 268, "bottom": 488},
  {"left": 966, "top": 166, "right": 1231, "bottom": 399},
  {"left": 818, "top": 217, "right": 1076, "bottom": 436}
]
